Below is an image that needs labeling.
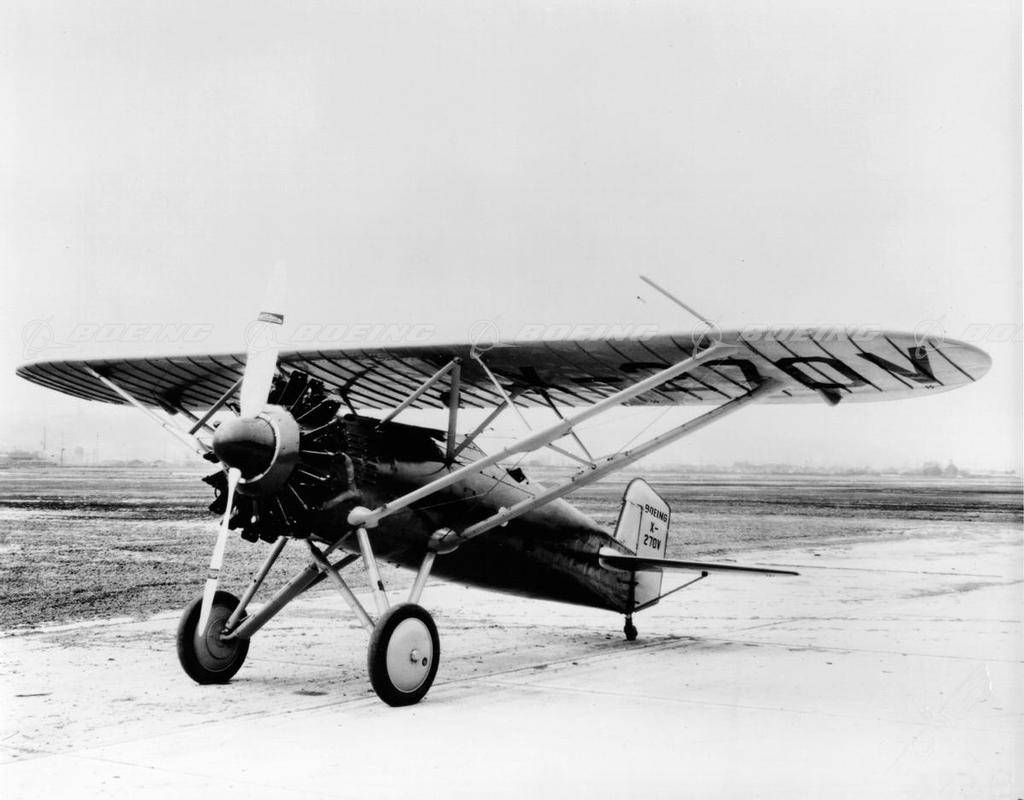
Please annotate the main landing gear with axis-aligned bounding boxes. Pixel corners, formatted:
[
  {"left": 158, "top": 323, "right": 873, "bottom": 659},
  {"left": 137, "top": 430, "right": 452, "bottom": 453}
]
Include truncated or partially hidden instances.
[
  {"left": 175, "top": 529, "right": 449, "bottom": 707},
  {"left": 624, "top": 615, "right": 638, "bottom": 641},
  {"left": 177, "top": 590, "right": 250, "bottom": 683},
  {"left": 368, "top": 604, "right": 440, "bottom": 706}
]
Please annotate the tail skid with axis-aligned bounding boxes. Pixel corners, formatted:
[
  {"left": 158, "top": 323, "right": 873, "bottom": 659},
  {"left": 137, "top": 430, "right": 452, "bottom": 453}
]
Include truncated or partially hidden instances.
[{"left": 608, "top": 479, "right": 799, "bottom": 633}]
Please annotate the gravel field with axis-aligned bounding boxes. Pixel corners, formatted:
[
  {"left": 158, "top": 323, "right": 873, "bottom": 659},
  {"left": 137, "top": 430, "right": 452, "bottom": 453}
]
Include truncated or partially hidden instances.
[{"left": 1, "top": 465, "right": 1020, "bottom": 630}]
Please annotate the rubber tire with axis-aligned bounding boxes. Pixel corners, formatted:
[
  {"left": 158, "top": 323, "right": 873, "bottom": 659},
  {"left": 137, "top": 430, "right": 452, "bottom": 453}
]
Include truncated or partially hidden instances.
[
  {"left": 367, "top": 603, "right": 440, "bottom": 707},
  {"left": 624, "top": 620, "right": 638, "bottom": 641},
  {"left": 177, "top": 591, "right": 250, "bottom": 684}
]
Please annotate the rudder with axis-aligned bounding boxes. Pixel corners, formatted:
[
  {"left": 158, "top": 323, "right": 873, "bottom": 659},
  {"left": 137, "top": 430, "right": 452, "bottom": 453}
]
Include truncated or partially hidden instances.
[{"left": 613, "top": 478, "right": 671, "bottom": 609}]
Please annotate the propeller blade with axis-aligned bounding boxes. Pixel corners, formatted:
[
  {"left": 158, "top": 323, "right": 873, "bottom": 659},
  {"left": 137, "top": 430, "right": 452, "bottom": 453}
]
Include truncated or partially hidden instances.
[
  {"left": 239, "top": 311, "right": 284, "bottom": 417},
  {"left": 239, "top": 265, "right": 289, "bottom": 417},
  {"left": 197, "top": 467, "right": 240, "bottom": 633}
]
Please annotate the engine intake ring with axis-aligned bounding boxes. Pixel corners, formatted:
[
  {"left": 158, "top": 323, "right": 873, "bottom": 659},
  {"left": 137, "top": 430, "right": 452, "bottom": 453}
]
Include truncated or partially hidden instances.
[{"left": 236, "top": 406, "right": 300, "bottom": 495}]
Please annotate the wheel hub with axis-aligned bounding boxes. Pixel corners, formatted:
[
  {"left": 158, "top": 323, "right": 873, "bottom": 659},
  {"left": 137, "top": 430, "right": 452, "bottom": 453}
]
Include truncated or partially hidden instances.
[
  {"left": 386, "top": 618, "right": 433, "bottom": 692},
  {"left": 198, "top": 606, "right": 237, "bottom": 663}
]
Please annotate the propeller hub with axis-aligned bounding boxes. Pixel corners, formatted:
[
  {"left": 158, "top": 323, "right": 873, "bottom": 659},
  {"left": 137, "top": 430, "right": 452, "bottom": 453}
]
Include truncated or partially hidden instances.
[
  {"left": 212, "top": 416, "right": 276, "bottom": 479},
  {"left": 212, "top": 406, "right": 300, "bottom": 493}
]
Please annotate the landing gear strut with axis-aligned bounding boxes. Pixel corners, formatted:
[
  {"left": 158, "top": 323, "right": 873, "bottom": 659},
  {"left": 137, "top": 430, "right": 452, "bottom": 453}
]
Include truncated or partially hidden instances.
[
  {"left": 174, "top": 528, "right": 450, "bottom": 705},
  {"left": 309, "top": 530, "right": 448, "bottom": 706},
  {"left": 624, "top": 616, "right": 638, "bottom": 641}
]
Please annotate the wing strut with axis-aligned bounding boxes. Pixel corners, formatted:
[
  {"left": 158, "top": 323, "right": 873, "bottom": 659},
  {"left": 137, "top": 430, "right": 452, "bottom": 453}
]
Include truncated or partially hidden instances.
[
  {"left": 450, "top": 396, "right": 508, "bottom": 460},
  {"left": 472, "top": 349, "right": 534, "bottom": 432},
  {"left": 440, "top": 376, "right": 781, "bottom": 548},
  {"left": 445, "top": 359, "right": 462, "bottom": 461},
  {"left": 537, "top": 387, "right": 595, "bottom": 464},
  {"left": 186, "top": 376, "right": 243, "bottom": 435},
  {"left": 376, "top": 357, "right": 461, "bottom": 428},
  {"left": 83, "top": 366, "right": 210, "bottom": 456},
  {"left": 347, "top": 341, "right": 743, "bottom": 531}
]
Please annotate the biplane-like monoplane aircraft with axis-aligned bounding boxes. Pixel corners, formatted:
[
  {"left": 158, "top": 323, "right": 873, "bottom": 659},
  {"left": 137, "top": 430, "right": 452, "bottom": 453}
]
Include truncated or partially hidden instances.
[{"left": 16, "top": 297, "right": 990, "bottom": 705}]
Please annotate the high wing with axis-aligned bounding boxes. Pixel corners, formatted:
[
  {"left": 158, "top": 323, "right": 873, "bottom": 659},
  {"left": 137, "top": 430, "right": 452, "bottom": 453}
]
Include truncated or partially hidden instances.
[{"left": 16, "top": 328, "right": 990, "bottom": 412}]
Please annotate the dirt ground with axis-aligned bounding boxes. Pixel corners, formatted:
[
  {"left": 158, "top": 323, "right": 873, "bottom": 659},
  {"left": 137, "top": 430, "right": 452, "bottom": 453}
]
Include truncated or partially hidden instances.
[
  {"left": 0, "top": 460, "right": 1019, "bottom": 630},
  {"left": 1, "top": 523, "right": 1021, "bottom": 798},
  {"left": 0, "top": 466, "right": 1020, "bottom": 629}
]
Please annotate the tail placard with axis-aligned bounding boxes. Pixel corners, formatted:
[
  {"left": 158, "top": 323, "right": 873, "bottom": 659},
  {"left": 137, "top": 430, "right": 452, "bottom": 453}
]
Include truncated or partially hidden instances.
[{"left": 613, "top": 479, "right": 671, "bottom": 608}]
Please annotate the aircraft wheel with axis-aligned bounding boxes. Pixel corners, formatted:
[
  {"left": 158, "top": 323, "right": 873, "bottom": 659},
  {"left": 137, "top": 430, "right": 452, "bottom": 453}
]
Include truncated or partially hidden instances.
[
  {"left": 177, "top": 591, "right": 249, "bottom": 684},
  {"left": 367, "top": 603, "right": 440, "bottom": 707},
  {"left": 624, "top": 619, "right": 638, "bottom": 641}
]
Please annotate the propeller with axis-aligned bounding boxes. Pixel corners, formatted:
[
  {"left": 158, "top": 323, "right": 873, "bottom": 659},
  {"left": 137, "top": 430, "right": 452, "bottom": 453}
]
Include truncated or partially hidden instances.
[{"left": 197, "top": 290, "right": 285, "bottom": 635}]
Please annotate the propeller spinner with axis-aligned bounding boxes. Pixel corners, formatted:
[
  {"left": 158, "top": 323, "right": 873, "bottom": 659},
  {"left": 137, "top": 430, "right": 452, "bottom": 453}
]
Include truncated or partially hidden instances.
[
  {"left": 211, "top": 407, "right": 300, "bottom": 493},
  {"left": 212, "top": 416, "right": 276, "bottom": 479}
]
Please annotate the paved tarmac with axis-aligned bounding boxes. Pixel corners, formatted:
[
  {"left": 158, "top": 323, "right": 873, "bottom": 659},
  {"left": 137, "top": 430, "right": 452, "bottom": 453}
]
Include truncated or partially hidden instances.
[{"left": 2, "top": 530, "right": 1021, "bottom": 798}]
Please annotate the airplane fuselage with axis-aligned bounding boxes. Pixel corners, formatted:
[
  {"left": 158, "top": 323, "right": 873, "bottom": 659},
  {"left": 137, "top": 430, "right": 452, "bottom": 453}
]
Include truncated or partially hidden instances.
[{"left": 309, "top": 416, "right": 635, "bottom": 613}]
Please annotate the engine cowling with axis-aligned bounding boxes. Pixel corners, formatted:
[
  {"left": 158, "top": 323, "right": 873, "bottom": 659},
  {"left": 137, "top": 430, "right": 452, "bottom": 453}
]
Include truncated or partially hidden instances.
[{"left": 204, "top": 370, "right": 352, "bottom": 542}]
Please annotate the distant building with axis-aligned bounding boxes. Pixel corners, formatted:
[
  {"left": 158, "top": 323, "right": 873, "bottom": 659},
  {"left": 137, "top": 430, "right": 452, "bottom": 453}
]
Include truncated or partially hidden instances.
[{"left": 0, "top": 450, "right": 53, "bottom": 468}]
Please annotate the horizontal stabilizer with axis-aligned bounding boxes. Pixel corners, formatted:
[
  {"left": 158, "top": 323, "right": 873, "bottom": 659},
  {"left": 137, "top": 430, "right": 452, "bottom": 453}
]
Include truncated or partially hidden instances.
[{"left": 598, "top": 547, "right": 798, "bottom": 576}]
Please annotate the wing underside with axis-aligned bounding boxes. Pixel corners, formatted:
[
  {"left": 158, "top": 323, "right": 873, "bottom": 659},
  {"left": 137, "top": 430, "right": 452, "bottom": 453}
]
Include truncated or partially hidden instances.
[{"left": 16, "top": 329, "right": 991, "bottom": 412}]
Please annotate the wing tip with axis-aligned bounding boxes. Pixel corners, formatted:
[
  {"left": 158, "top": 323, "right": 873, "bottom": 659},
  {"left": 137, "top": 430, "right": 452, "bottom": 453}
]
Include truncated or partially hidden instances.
[{"left": 927, "top": 336, "right": 992, "bottom": 384}]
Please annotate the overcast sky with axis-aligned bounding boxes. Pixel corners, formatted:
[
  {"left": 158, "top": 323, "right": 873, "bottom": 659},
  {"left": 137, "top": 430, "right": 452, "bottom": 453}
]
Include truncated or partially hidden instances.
[{"left": 2, "top": 0, "right": 1020, "bottom": 471}]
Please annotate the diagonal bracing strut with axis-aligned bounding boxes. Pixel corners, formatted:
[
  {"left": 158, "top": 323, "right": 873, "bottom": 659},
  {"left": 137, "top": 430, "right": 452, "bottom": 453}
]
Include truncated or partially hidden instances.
[
  {"left": 437, "top": 377, "right": 782, "bottom": 548},
  {"left": 346, "top": 341, "right": 741, "bottom": 531}
]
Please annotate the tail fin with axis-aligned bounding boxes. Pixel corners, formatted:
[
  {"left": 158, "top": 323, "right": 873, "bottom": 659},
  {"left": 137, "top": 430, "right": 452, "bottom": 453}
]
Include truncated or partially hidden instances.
[{"left": 613, "top": 479, "right": 671, "bottom": 608}]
